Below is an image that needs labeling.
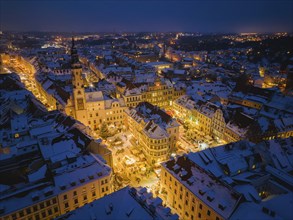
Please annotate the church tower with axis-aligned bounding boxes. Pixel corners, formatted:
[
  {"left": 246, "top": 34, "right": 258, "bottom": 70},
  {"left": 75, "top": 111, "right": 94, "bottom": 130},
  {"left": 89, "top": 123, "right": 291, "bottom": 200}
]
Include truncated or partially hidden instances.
[{"left": 71, "top": 37, "right": 88, "bottom": 125}]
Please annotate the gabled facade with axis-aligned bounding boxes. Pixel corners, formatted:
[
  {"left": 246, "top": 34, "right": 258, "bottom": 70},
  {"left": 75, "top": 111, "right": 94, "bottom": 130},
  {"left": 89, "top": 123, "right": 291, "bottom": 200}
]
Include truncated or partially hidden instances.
[{"left": 124, "top": 102, "right": 180, "bottom": 164}]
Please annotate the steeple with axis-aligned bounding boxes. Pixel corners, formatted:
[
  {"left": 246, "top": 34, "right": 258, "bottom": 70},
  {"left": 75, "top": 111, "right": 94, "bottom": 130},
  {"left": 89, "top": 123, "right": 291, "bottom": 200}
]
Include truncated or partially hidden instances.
[
  {"left": 72, "top": 36, "right": 75, "bottom": 48},
  {"left": 71, "top": 37, "right": 80, "bottom": 66},
  {"left": 70, "top": 37, "right": 88, "bottom": 125},
  {"left": 71, "top": 36, "right": 83, "bottom": 89}
]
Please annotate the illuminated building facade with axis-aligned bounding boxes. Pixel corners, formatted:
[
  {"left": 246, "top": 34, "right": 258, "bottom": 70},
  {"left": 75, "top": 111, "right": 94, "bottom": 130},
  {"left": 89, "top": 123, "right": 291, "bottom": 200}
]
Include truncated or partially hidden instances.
[
  {"left": 160, "top": 155, "right": 240, "bottom": 220},
  {"left": 1, "top": 160, "right": 112, "bottom": 220},
  {"left": 117, "top": 77, "right": 185, "bottom": 109},
  {"left": 0, "top": 74, "right": 113, "bottom": 220},
  {"left": 60, "top": 39, "right": 126, "bottom": 130},
  {"left": 160, "top": 138, "right": 293, "bottom": 220},
  {"left": 173, "top": 96, "right": 226, "bottom": 139},
  {"left": 124, "top": 102, "right": 180, "bottom": 164}
]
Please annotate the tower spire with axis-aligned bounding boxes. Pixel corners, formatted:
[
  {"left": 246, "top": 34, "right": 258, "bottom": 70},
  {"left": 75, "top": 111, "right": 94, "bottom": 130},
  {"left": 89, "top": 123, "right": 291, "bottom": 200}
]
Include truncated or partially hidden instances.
[
  {"left": 70, "top": 37, "right": 87, "bottom": 125},
  {"left": 72, "top": 36, "right": 75, "bottom": 48},
  {"left": 71, "top": 36, "right": 79, "bottom": 66}
]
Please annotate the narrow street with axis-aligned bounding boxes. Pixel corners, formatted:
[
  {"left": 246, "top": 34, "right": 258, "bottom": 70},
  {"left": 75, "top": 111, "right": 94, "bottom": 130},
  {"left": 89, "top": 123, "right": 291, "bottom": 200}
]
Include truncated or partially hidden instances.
[{"left": 3, "top": 57, "right": 55, "bottom": 111}]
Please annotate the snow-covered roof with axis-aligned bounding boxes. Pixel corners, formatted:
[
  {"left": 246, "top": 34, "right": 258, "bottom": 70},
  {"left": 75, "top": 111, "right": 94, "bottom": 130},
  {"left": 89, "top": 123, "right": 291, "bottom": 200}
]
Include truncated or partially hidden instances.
[
  {"left": 163, "top": 155, "right": 242, "bottom": 219},
  {"left": 85, "top": 91, "right": 104, "bottom": 102},
  {"left": 57, "top": 186, "right": 178, "bottom": 220},
  {"left": 125, "top": 102, "right": 179, "bottom": 139},
  {"left": 0, "top": 74, "right": 112, "bottom": 217},
  {"left": 104, "top": 98, "right": 126, "bottom": 109},
  {"left": 163, "top": 138, "right": 293, "bottom": 220},
  {"left": 230, "top": 202, "right": 283, "bottom": 220}
]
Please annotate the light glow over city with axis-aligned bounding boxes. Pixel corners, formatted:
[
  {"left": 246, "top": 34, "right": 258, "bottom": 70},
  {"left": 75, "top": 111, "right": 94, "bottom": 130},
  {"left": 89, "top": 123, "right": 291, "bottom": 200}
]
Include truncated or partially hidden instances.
[{"left": 0, "top": 1, "right": 293, "bottom": 220}]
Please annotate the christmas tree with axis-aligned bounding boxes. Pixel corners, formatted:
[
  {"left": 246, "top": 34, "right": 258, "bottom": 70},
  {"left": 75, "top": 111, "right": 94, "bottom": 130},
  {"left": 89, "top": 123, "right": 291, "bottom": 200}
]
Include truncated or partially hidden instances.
[{"left": 99, "top": 122, "right": 110, "bottom": 139}]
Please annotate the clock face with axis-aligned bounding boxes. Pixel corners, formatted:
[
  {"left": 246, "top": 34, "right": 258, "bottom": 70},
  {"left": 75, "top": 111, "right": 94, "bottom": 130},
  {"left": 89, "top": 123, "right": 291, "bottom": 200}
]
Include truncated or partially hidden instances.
[{"left": 77, "top": 98, "right": 84, "bottom": 110}]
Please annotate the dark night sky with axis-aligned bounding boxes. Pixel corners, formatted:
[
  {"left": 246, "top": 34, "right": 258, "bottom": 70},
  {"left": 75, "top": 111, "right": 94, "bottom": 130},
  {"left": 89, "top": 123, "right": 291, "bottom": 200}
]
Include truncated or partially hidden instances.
[{"left": 0, "top": 0, "right": 292, "bottom": 33}]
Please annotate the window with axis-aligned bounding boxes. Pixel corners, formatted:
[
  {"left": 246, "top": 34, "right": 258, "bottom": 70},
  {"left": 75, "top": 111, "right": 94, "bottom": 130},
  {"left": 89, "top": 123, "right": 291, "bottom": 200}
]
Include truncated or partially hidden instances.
[
  {"left": 35, "top": 214, "right": 40, "bottom": 220},
  {"left": 48, "top": 209, "right": 52, "bottom": 215},
  {"left": 33, "top": 205, "right": 38, "bottom": 212},
  {"left": 26, "top": 207, "right": 31, "bottom": 214},
  {"left": 46, "top": 201, "right": 51, "bottom": 206},
  {"left": 42, "top": 211, "right": 46, "bottom": 218},
  {"left": 207, "top": 210, "right": 211, "bottom": 216},
  {"left": 63, "top": 195, "right": 67, "bottom": 200},
  {"left": 52, "top": 198, "right": 57, "bottom": 204},
  {"left": 73, "top": 191, "right": 77, "bottom": 196},
  {"left": 54, "top": 207, "right": 58, "bottom": 213},
  {"left": 192, "top": 206, "right": 194, "bottom": 211},
  {"left": 19, "top": 210, "right": 24, "bottom": 217},
  {"left": 199, "top": 204, "right": 202, "bottom": 209},
  {"left": 198, "top": 213, "right": 201, "bottom": 218},
  {"left": 83, "top": 195, "right": 87, "bottom": 201},
  {"left": 92, "top": 191, "right": 96, "bottom": 197},
  {"left": 74, "top": 199, "right": 78, "bottom": 204},
  {"left": 64, "top": 203, "right": 69, "bottom": 208},
  {"left": 216, "top": 217, "right": 220, "bottom": 220},
  {"left": 40, "top": 203, "right": 45, "bottom": 209}
]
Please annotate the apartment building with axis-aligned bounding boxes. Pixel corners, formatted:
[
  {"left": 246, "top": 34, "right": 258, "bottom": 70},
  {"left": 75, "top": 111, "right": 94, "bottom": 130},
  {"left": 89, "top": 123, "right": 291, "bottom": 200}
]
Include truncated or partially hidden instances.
[
  {"left": 116, "top": 77, "right": 185, "bottom": 109},
  {"left": 0, "top": 74, "right": 113, "bottom": 220},
  {"left": 173, "top": 96, "right": 226, "bottom": 139},
  {"left": 124, "top": 102, "right": 180, "bottom": 164},
  {"left": 57, "top": 186, "right": 179, "bottom": 220},
  {"left": 160, "top": 138, "right": 293, "bottom": 220}
]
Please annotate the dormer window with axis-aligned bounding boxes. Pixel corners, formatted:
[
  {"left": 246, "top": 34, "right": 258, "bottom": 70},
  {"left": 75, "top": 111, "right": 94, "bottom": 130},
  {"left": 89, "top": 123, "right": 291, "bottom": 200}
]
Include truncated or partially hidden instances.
[
  {"left": 199, "top": 189, "right": 205, "bottom": 195},
  {"left": 207, "top": 196, "right": 214, "bottom": 202}
]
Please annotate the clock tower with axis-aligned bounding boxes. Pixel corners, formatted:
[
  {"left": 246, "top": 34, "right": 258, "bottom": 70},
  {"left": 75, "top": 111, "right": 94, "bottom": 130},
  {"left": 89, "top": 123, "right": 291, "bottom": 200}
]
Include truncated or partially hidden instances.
[{"left": 71, "top": 37, "right": 88, "bottom": 125}]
